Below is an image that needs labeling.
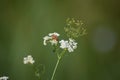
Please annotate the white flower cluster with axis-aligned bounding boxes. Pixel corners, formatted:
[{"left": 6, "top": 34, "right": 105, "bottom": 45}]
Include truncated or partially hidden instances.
[
  {"left": 0, "top": 76, "right": 9, "bottom": 80},
  {"left": 23, "top": 55, "right": 35, "bottom": 64},
  {"left": 59, "top": 38, "right": 77, "bottom": 52},
  {"left": 43, "top": 32, "right": 60, "bottom": 46},
  {"left": 43, "top": 32, "right": 77, "bottom": 53}
]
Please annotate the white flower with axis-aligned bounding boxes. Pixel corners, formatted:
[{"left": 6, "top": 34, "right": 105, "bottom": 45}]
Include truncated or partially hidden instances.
[
  {"left": 50, "top": 40, "right": 58, "bottom": 45},
  {"left": 59, "top": 38, "right": 77, "bottom": 52},
  {"left": 0, "top": 76, "right": 9, "bottom": 80},
  {"left": 59, "top": 40, "right": 69, "bottom": 49},
  {"left": 23, "top": 55, "right": 35, "bottom": 64},
  {"left": 43, "top": 32, "right": 60, "bottom": 46},
  {"left": 67, "top": 45, "right": 74, "bottom": 52},
  {"left": 69, "top": 38, "right": 77, "bottom": 49},
  {"left": 49, "top": 32, "right": 60, "bottom": 36},
  {"left": 43, "top": 36, "right": 52, "bottom": 45}
]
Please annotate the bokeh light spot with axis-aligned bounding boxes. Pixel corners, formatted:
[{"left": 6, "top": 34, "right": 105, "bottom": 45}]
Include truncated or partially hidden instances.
[{"left": 91, "top": 26, "right": 116, "bottom": 53}]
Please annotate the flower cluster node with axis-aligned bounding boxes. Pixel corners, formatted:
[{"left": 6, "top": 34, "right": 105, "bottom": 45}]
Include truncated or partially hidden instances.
[
  {"left": 43, "top": 32, "right": 60, "bottom": 46},
  {"left": 43, "top": 32, "right": 78, "bottom": 53},
  {"left": 23, "top": 55, "right": 35, "bottom": 64},
  {"left": 0, "top": 76, "right": 9, "bottom": 80},
  {"left": 59, "top": 38, "right": 77, "bottom": 52}
]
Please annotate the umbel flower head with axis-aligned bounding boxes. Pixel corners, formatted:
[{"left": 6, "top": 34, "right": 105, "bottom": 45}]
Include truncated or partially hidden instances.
[
  {"left": 0, "top": 76, "right": 9, "bottom": 80},
  {"left": 43, "top": 18, "right": 86, "bottom": 53},
  {"left": 23, "top": 55, "right": 35, "bottom": 64},
  {"left": 64, "top": 18, "right": 87, "bottom": 39},
  {"left": 43, "top": 32, "right": 60, "bottom": 46},
  {"left": 59, "top": 38, "right": 77, "bottom": 52}
]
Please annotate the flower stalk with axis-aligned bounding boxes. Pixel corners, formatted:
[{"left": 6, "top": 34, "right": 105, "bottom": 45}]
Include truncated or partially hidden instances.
[
  {"left": 50, "top": 57, "right": 60, "bottom": 80},
  {"left": 51, "top": 50, "right": 66, "bottom": 80}
]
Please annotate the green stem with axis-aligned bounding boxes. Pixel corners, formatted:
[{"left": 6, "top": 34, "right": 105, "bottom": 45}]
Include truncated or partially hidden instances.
[
  {"left": 50, "top": 50, "right": 66, "bottom": 80},
  {"left": 50, "top": 58, "right": 61, "bottom": 80}
]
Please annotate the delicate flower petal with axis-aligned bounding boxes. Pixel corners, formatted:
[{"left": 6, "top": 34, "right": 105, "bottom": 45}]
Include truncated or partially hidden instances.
[
  {"left": 43, "top": 36, "right": 52, "bottom": 45},
  {"left": 59, "top": 40, "right": 69, "bottom": 49},
  {"left": 68, "top": 45, "right": 74, "bottom": 52},
  {"left": 59, "top": 38, "right": 77, "bottom": 52},
  {"left": 43, "top": 32, "right": 60, "bottom": 46},
  {"left": 23, "top": 55, "right": 35, "bottom": 64},
  {"left": 50, "top": 40, "right": 58, "bottom": 45},
  {"left": 49, "top": 32, "right": 60, "bottom": 36}
]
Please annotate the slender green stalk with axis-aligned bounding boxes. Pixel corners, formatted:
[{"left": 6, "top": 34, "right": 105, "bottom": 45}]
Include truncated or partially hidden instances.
[
  {"left": 50, "top": 58, "right": 61, "bottom": 80},
  {"left": 51, "top": 50, "right": 66, "bottom": 80}
]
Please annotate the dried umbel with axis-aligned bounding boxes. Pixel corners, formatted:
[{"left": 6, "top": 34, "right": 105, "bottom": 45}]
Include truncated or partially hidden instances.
[{"left": 64, "top": 18, "right": 87, "bottom": 39}]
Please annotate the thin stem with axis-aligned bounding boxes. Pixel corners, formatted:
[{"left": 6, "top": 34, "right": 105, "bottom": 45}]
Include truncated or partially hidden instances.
[
  {"left": 50, "top": 50, "right": 66, "bottom": 80},
  {"left": 50, "top": 58, "right": 60, "bottom": 80}
]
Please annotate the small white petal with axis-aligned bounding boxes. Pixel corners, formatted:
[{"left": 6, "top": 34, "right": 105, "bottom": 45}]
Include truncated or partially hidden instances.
[
  {"left": 43, "top": 32, "right": 60, "bottom": 46},
  {"left": 59, "top": 40, "right": 69, "bottom": 49},
  {"left": 43, "top": 36, "right": 52, "bottom": 45},
  {"left": 68, "top": 46, "right": 74, "bottom": 52},
  {"left": 49, "top": 32, "right": 60, "bottom": 36},
  {"left": 59, "top": 38, "right": 77, "bottom": 53},
  {"left": 23, "top": 55, "right": 35, "bottom": 64},
  {"left": 50, "top": 40, "right": 58, "bottom": 45},
  {"left": 43, "top": 36, "right": 52, "bottom": 40}
]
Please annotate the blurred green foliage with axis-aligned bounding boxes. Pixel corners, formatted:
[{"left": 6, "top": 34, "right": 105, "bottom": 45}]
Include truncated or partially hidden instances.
[{"left": 0, "top": 0, "right": 120, "bottom": 80}]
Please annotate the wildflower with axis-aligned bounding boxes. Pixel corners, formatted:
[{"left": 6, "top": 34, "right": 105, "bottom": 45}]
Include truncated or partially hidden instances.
[
  {"left": 0, "top": 76, "right": 9, "bottom": 80},
  {"left": 23, "top": 55, "right": 35, "bottom": 64},
  {"left": 69, "top": 38, "right": 77, "bottom": 49},
  {"left": 43, "top": 36, "right": 52, "bottom": 45},
  {"left": 59, "top": 38, "right": 77, "bottom": 52},
  {"left": 50, "top": 40, "right": 58, "bottom": 45},
  {"left": 43, "top": 32, "right": 60, "bottom": 46},
  {"left": 67, "top": 38, "right": 77, "bottom": 52},
  {"left": 59, "top": 40, "right": 69, "bottom": 49},
  {"left": 48, "top": 32, "right": 60, "bottom": 37}
]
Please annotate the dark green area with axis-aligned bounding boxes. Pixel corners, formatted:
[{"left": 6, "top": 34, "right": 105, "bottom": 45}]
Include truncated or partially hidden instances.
[{"left": 0, "top": 0, "right": 120, "bottom": 80}]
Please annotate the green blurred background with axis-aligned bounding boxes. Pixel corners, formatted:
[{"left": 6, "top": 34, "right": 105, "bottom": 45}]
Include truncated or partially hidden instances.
[{"left": 0, "top": 0, "right": 120, "bottom": 80}]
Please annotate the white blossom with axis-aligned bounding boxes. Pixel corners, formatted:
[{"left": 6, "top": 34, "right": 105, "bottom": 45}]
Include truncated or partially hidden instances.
[
  {"left": 43, "top": 32, "right": 60, "bottom": 46},
  {"left": 59, "top": 40, "right": 69, "bottom": 49},
  {"left": 23, "top": 55, "right": 35, "bottom": 64},
  {"left": 67, "top": 45, "right": 74, "bottom": 52},
  {"left": 69, "top": 38, "right": 77, "bottom": 49},
  {"left": 0, "top": 76, "right": 9, "bottom": 80},
  {"left": 59, "top": 38, "right": 77, "bottom": 52},
  {"left": 50, "top": 40, "right": 58, "bottom": 45},
  {"left": 43, "top": 36, "right": 52, "bottom": 45},
  {"left": 49, "top": 32, "right": 60, "bottom": 36}
]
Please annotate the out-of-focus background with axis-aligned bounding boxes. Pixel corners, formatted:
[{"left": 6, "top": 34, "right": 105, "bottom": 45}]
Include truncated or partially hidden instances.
[{"left": 0, "top": 0, "right": 120, "bottom": 80}]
